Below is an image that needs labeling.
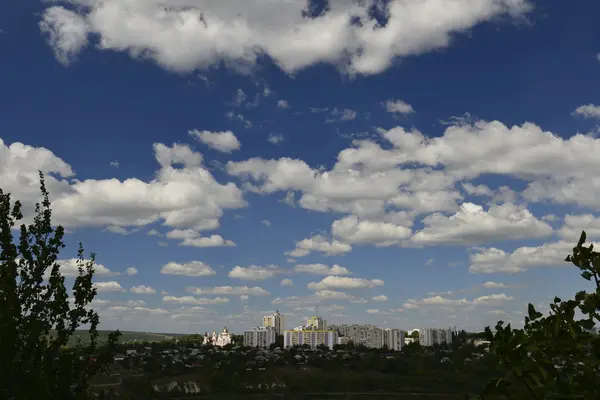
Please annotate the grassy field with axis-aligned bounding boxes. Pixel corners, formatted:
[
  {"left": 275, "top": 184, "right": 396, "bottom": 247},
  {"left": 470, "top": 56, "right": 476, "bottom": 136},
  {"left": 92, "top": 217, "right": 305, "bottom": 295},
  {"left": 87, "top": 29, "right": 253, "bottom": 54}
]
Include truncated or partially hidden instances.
[{"left": 53, "top": 329, "right": 188, "bottom": 347}]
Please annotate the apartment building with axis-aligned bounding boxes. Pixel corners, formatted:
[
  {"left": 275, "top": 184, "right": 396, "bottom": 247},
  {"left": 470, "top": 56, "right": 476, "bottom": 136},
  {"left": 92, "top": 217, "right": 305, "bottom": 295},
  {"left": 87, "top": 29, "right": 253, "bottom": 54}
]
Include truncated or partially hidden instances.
[
  {"left": 419, "top": 328, "right": 453, "bottom": 347},
  {"left": 329, "top": 324, "right": 384, "bottom": 349},
  {"left": 383, "top": 328, "right": 405, "bottom": 351},
  {"left": 243, "top": 326, "right": 277, "bottom": 348},
  {"left": 263, "top": 310, "right": 284, "bottom": 335},
  {"left": 283, "top": 329, "right": 338, "bottom": 349}
]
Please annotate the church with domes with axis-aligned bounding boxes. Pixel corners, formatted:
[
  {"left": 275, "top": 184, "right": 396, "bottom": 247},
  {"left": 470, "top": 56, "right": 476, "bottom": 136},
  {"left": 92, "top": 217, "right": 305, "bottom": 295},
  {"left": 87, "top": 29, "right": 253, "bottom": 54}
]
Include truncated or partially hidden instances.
[{"left": 202, "top": 327, "right": 232, "bottom": 347}]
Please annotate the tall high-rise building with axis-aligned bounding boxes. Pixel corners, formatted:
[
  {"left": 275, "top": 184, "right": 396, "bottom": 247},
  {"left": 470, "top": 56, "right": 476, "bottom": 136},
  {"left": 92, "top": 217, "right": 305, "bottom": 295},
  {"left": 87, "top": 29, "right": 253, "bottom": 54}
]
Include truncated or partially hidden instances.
[
  {"left": 263, "top": 310, "right": 284, "bottom": 335},
  {"left": 419, "top": 328, "right": 453, "bottom": 347},
  {"left": 306, "top": 316, "right": 327, "bottom": 331},
  {"left": 382, "top": 328, "right": 404, "bottom": 351},
  {"left": 243, "top": 326, "right": 277, "bottom": 348}
]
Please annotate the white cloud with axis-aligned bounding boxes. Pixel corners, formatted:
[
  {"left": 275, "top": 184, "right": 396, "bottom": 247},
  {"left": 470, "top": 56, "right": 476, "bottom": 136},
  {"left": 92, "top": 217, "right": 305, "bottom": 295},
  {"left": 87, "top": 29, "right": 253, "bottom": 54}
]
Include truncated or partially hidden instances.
[
  {"left": 308, "top": 276, "right": 384, "bottom": 290},
  {"left": 125, "top": 267, "right": 138, "bottom": 276},
  {"left": 187, "top": 286, "right": 270, "bottom": 296},
  {"left": 160, "top": 261, "right": 216, "bottom": 277},
  {"left": 411, "top": 203, "right": 553, "bottom": 246},
  {"left": 53, "top": 259, "right": 117, "bottom": 278},
  {"left": 39, "top": 6, "right": 88, "bottom": 66},
  {"left": 130, "top": 285, "right": 156, "bottom": 294},
  {"left": 332, "top": 215, "right": 411, "bottom": 246},
  {"left": 326, "top": 108, "right": 357, "bottom": 123},
  {"left": 425, "top": 258, "right": 434, "bottom": 266},
  {"left": 293, "top": 264, "right": 351, "bottom": 276},
  {"left": 557, "top": 214, "right": 600, "bottom": 241},
  {"left": 228, "top": 265, "right": 283, "bottom": 280},
  {"left": 109, "top": 160, "right": 119, "bottom": 168},
  {"left": 280, "top": 278, "right": 293, "bottom": 286},
  {"left": 147, "top": 229, "right": 162, "bottom": 236},
  {"left": 189, "top": 129, "right": 241, "bottom": 153},
  {"left": 179, "top": 235, "right": 236, "bottom": 248},
  {"left": 482, "top": 281, "right": 506, "bottom": 289},
  {"left": 469, "top": 240, "right": 583, "bottom": 274},
  {"left": 267, "top": 133, "right": 284, "bottom": 145},
  {"left": 0, "top": 140, "right": 246, "bottom": 233},
  {"left": 94, "top": 281, "right": 125, "bottom": 293},
  {"left": 240, "top": 295, "right": 249, "bottom": 301},
  {"left": 277, "top": 100, "right": 290, "bottom": 109},
  {"left": 573, "top": 104, "right": 600, "bottom": 119},
  {"left": 472, "top": 293, "right": 514, "bottom": 306},
  {"left": 162, "top": 295, "right": 229, "bottom": 305},
  {"left": 261, "top": 219, "right": 271, "bottom": 227},
  {"left": 383, "top": 99, "right": 414, "bottom": 114},
  {"left": 372, "top": 295, "right": 388, "bottom": 302},
  {"left": 39, "top": 0, "right": 531, "bottom": 76},
  {"left": 286, "top": 235, "right": 352, "bottom": 257},
  {"left": 403, "top": 293, "right": 513, "bottom": 308}
]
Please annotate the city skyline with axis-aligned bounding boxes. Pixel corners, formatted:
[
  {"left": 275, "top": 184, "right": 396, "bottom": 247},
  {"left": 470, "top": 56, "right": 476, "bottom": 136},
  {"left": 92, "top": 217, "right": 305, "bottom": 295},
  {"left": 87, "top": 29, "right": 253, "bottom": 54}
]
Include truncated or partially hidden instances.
[{"left": 2, "top": 0, "right": 600, "bottom": 334}]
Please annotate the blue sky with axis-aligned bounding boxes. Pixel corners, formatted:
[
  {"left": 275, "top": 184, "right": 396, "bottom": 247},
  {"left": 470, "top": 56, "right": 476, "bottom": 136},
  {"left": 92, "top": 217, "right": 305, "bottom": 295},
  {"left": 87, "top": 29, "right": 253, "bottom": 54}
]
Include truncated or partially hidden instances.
[{"left": 1, "top": 0, "right": 600, "bottom": 334}]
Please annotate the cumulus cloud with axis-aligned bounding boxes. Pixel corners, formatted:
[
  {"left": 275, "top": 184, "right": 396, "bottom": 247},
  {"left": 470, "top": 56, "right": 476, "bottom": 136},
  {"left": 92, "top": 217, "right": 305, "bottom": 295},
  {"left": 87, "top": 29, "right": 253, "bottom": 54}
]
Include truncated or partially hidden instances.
[
  {"left": 179, "top": 235, "right": 236, "bottom": 248},
  {"left": 39, "top": 0, "right": 531, "bottom": 76},
  {"left": 94, "top": 281, "right": 125, "bottom": 293},
  {"left": 261, "top": 219, "right": 271, "bottom": 227},
  {"left": 189, "top": 129, "right": 241, "bottom": 153},
  {"left": 411, "top": 203, "right": 553, "bottom": 246},
  {"left": 187, "top": 286, "right": 270, "bottom": 296},
  {"left": 228, "top": 265, "right": 283, "bottom": 280},
  {"left": 55, "top": 259, "right": 117, "bottom": 277},
  {"left": 267, "top": 133, "right": 284, "bottom": 145},
  {"left": 130, "top": 285, "right": 156, "bottom": 294},
  {"left": 0, "top": 139, "right": 246, "bottom": 235},
  {"left": 39, "top": 6, "right": 88, "bottom": 66},
  {"left": 277, "top": 100, "right": 290, "bottom": 109},
  {"left": 332, "top": 215, "right": 411, "bottom": 246},
  {"left": 572, "top": 104, "right": 600, "bottom": 119},
  {"left": 372, "top": 295, "right": 388, "bottom": 302},
  {"left": 557, "top": 214, "right": 600, "bottom": 241},
  {"left": 280, "top": 278, "right": 293, "bottom": 286},
  {"left": 468, "top": 240, "right": 587, "bottom": 274},
  {"left": 125, "top": 267, "right": 138, "bottom": 276},
  {"left": 160, "top": 261, "right": 216, "bottom": 277},
  {"left": 404, "top": 293, "right": 513, "bottom": 308},
  {"left": 286, "top": 235, "right": 352, "bottom": 257},
  {"left": 162, "top": 295, "right": 229, "bottom": 305},
  {"left": 383, "top": 99, "right": 414, "bottom": 114},
  {"left": 293, "top": 264, "right": 351, "bottom": 275},
  {"left": 308, "top": 276, "right": 384, "bottom": 290}
]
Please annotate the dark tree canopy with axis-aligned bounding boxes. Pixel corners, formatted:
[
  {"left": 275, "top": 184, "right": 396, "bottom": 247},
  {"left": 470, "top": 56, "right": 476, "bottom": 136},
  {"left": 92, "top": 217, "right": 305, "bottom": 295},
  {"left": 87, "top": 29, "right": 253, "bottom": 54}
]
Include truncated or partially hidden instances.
[
  {"left": 0, "top": 173, "right": 119, "bottom": 400},
  {"left": 485, "top": 231, "right": 600, "bottom": 399}
]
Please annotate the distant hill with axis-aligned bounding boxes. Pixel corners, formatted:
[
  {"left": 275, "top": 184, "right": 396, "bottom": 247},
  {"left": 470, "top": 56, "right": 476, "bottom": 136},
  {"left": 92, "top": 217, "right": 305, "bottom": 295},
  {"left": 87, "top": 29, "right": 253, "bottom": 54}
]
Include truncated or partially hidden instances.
[{"left": 54, "top": 330, "right": 189, "bottom": 347}]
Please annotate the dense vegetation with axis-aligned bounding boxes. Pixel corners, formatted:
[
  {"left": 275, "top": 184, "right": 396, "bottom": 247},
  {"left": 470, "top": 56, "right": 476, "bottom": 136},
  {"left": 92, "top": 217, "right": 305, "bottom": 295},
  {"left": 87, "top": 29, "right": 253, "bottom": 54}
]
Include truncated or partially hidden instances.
[{"left": 0, "top": 174, "right": 120, "bottom": 400}]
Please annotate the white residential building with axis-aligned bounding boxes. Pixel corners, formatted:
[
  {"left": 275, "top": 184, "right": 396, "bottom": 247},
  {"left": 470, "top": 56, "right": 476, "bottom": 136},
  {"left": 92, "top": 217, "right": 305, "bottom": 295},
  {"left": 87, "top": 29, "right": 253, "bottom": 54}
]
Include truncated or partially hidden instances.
[
  {"left": 383, "top": 328, "right": 404, "bottom": 351},
  {"left": 243, "top": 326, "right": 277, "bottom": 348},
  {"left": 329, "top": 324, "right": 384, "bottom": 348},
  {"left": 283, "top": 329, "right": 338, "bottom": 349},
  {"left": 419, "top": 328, "right": 453, "bottom": 347},
  {"left": 263, "top": 310, "right": 284, "bottom": 335}
]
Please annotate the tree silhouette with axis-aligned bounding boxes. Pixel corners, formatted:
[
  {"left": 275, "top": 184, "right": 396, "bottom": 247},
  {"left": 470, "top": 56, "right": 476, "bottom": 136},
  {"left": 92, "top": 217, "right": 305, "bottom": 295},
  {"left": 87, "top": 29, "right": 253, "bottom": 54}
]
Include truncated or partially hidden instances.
[
  {"left": 0, "top": 172, "right": 120, "bottom": 400},
  {"left": 484, "top": 231, "right": 600, "bottom": 399}
]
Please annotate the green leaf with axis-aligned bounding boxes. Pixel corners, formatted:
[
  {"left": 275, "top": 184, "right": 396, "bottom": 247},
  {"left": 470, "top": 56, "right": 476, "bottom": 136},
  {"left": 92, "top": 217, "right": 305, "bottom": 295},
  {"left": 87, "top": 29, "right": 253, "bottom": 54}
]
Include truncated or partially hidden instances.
[
  {"left": 581, "top": 271, "right": 593, "bottom": 280},
  {"left": 578, "top": 231, "right": 587, "bottom": 247}
]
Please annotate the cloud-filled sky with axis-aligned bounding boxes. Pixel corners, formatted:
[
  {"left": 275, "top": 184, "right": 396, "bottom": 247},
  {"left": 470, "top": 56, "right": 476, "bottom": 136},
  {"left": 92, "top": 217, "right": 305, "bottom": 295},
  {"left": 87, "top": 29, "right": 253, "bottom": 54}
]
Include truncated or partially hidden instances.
[{"left": 2, "top": 0, "right": 600, "bottom": 334}]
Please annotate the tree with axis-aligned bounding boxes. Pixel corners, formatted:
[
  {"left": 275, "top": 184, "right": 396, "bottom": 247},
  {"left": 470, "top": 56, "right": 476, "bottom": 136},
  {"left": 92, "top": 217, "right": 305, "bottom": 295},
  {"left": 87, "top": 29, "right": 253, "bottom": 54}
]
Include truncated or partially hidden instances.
[
  {"left": 484, "top": 231, "right": 600, "bottom": 399},
  {"left": 0, "top": 172, "right": 120, "bottom": 399}
]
